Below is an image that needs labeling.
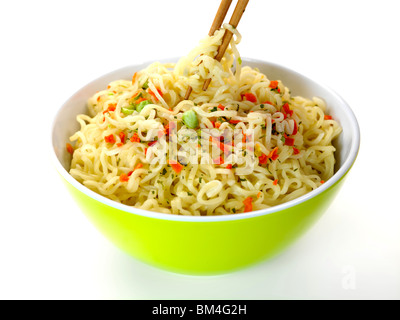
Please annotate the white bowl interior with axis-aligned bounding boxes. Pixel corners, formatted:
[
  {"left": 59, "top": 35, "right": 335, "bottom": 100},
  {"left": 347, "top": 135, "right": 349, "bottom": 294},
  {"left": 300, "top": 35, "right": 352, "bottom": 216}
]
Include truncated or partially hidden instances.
[{"left": 51, "top": 58, "right": 360, "bottom": 221}]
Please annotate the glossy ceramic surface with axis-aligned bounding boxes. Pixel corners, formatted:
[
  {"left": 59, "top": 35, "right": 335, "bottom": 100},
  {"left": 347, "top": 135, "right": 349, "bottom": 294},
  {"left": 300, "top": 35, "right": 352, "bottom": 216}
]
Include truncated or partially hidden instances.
[{"left": 51, "top": 59, "right": 360, "bottom": 274}]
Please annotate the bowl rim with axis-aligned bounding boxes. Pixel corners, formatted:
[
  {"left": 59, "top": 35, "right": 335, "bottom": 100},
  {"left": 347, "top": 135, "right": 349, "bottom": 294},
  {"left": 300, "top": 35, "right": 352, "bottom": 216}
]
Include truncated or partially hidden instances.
[{"left": 51, "top": 58, "right": 360, "bottom": 222}]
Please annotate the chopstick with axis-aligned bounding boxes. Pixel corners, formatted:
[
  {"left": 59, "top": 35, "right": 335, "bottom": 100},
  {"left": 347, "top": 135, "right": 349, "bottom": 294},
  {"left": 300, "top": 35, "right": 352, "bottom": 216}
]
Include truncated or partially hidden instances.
[
  {"left": 184, "top": 0, "right": 233, "bottom": 100},
  {"left": 202, "top": 0, "right": 249, "bottom": 91}
]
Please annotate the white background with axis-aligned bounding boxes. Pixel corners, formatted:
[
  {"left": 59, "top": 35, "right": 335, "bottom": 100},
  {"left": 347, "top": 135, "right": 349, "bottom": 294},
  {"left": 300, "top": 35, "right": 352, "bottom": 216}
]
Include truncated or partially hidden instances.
[{"left": 1, "top": 0, "right": 399, "bottom": 300}]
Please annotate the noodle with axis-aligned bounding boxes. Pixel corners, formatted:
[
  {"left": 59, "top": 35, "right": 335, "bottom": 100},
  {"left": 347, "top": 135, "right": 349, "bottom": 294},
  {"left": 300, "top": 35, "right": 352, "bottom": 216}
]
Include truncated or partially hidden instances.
[{"left": 68, "top": 26, "right": 342, "bottom": 216}]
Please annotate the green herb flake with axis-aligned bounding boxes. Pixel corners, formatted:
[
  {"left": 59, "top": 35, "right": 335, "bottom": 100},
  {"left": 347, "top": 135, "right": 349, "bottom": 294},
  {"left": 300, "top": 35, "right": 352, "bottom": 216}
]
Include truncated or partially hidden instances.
[
  {"left": 121, "top": 107, "right": 134, "bottom": 115},
  {"left": 141, "top": 79, "right": 149, "bottom": 90}
]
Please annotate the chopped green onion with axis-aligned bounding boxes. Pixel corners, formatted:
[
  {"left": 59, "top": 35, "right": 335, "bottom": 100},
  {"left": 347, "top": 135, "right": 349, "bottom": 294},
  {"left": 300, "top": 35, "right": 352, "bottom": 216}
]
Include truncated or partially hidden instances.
[
  {"left": 122, "top": 107, "right": 134, "bottom": 115},
  {"left": 182, "top": 110, "right": 199, "bottom": 129},
  {"left": 141, "top": 79, "right": 149, "bottom": 89},
  {"left": 136, "top": 100, "right": 151, "bottom": 112},
  {"left": 238, "top": 57, "right": 242, "bottom": 65}
]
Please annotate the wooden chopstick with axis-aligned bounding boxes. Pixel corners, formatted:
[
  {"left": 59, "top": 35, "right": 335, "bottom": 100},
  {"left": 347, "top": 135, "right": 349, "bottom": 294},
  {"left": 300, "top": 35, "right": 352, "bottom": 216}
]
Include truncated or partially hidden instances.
[
  {"left": 208, "top": 0, "right": 233, "bottom": 36},
  {"left": 202, "top": 0, "right": 249, "bottom": 91},
  {"left": 184, "top": 0, "right": 233, "bottom": 100}
]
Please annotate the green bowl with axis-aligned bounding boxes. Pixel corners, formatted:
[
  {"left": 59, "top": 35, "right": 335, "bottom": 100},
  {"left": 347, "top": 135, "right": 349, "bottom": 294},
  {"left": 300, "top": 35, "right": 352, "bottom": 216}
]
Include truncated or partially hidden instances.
[{"left": 51, "top": 59, "right": 360, "bottom": 275}]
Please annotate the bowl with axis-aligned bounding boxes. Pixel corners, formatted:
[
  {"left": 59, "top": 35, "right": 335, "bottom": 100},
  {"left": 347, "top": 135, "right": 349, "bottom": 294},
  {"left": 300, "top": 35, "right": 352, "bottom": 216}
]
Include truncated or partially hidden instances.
[{"left": 51, "top": 58, "right": 360, "bottom": 275}]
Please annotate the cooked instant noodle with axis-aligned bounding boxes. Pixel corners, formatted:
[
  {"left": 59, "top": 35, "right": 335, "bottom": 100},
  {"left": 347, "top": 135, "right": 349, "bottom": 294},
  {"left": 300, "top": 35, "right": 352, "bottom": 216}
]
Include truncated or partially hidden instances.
[{"left": 68, "top": 25, "right": 342, "bottom": 216}]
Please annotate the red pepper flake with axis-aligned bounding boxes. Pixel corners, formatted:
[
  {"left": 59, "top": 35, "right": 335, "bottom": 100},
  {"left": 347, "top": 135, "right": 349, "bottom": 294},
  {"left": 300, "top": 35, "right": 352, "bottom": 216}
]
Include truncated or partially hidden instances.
[
  {"left": 149, "top": 88, "right": 163, "bottom": 101},
  {"left": 135, "top": 97, "right": 146, "bottom": 104},
  {"left": 211, "top": 136, "right": 232, "bottom": 156},
  {"left": 243, "top": 93, "right": 257, "bottom": 103},
  {"left": 282, "top": 103, "right": 293, "bottom": 117},
  {"left": 130, "top": 133, "right": 140, "bottom": 143},
  {"left": 273, "top": 179, "right": 278, "bottom": 186},
  {"left": 66, "top": 143, "right": 74, "bottom": 155},
  {"left": 226, "top": 164, "right": 232, "bottom": 169},
  {"left": 293, "top": 147, "right": 300, "bottom": 155},
  {"left": 267, "top": 147, "right": 279, "bottom": 161},
  {"left": 119, "top": 132, "right": 126, "bottom": 144},
  {"left": 215, "top": 121, "right": 221, "bottom": 129},
  {"left": 131, "top": 89, "right": 142, "bottom": 99},
  {"left": 134, "top": 163, "right": 143, "bottom": 171},
  {"left": 132, "top": 72, "right": 138, "bottom": 84},
  {"left": 144, "top": 148, "right": 148, "bottom": 156},
  {"left": 119, "top": 173, "right": 129, "bottom": 182},
  {"left": 168, "top": 160, "right": 184, "bottom": 174},
  {"left": 229, "top": 119, "right": 241, "bottom": 124},
  {"left": 257, "top": 191, "right": 262, "bottom": 198},
  {"left": 164, "top": 122, "right": 176, "bottom": 135},
  {"left": 116, "top": 143, "right": 123, "bottom": 147},
  {"left": 269, "top": 80, "right": 279, "bottom": 89},
  {"left": 103, "top": 103, "right": 117, "bottom": 114},
  {"left": 324, "top": 115, "right": 333, "bottom": 120},
  {"left": 320, "top": 180, "right": 325, "bottom": 184},
  {"left": 217, "top": 104, "right": 225, "bottom": 111},
  {"left": 127, "top": 171, "right": 134, "bottom": 176},
  {"left": 292, "top": 119, "right": 298, "bottom": 135},
  {"left": 259, "top": 153, "right": 268, "bottom": 165},
  {"left": 262, "top": 101, "right": 275, "bottom": 106},
  {"left": 148, "top": 140, "right": 158, "bottom": 147},
  {"left": 284, "top": 137, "right": 295, "bottom": 146},
  {"left": 107, "top": 85, "right": 111, "bottom": 89},
  {"left": 97, "top": 95, "right": 101, "bottom": 102},
  {"left": 104, "top": 134, "right": 116, "bottom": 144},
  {"left": 213, "top": 156, "right": 224, "bottom": 165},
  {"left": 243, "top": 197, "right": 253, "bottom": 213}
]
